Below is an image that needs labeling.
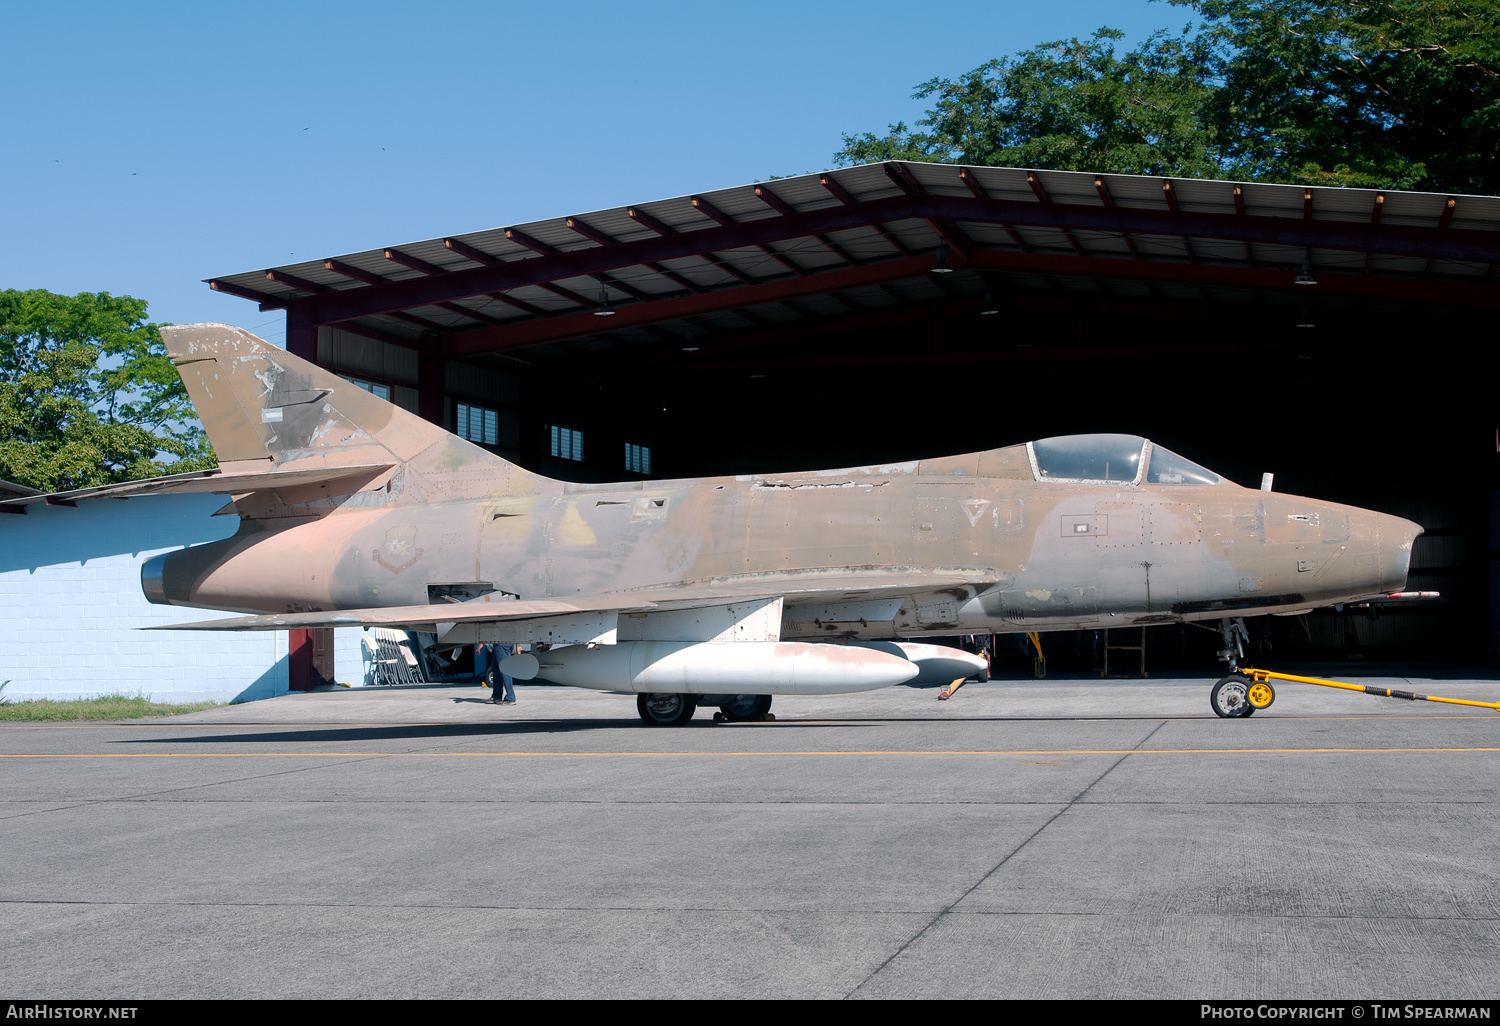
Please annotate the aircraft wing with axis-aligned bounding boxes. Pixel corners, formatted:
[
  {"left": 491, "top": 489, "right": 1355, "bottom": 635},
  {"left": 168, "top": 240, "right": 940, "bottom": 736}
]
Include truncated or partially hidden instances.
[
  {"left": 151, "top": 594, "right": 656, "bottom": 632},
  {"left": 619, "top": 565, "right": 1010, "bottom": 608},
  {"left": 153, "top": 567, "right": 1004, "bottom": 643},
  {"left": 0, "top": 461, "right": 395, "bottom": 509}
]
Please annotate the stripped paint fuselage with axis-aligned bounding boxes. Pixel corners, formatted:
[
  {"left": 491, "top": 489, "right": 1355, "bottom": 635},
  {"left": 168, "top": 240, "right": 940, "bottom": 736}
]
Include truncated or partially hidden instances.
[{"left": 144, "top": 325, "right": 1419, "bottom": 644}]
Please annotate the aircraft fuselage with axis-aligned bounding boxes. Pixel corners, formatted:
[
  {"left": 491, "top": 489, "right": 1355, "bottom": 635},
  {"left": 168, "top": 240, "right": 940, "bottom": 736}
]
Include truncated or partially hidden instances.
[{"left": 148, "top": 440, "right": 1418, "bottom": 638}]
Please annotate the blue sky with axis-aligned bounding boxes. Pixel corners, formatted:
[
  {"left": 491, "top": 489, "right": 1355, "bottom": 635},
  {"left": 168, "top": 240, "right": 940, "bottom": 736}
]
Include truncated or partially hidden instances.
[{"left": 3, "top": 1, "right": 1188, "bottom": 343}]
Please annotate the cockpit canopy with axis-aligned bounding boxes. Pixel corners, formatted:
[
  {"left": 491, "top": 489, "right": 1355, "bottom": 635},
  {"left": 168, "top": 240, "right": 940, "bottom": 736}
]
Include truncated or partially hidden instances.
[{"left": 1028, "top": 434, "right": 1222, "bottom": 486}]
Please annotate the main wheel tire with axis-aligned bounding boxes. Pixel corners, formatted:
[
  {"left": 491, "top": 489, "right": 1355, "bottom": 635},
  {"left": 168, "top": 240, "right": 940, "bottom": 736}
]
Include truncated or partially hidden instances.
[
  {"left": 718, "top": 694, "right": 772, "bottom": 722},
  {"left": 1210, "top": 675, "right": 1255, "bottom": 718},
  {"left": 637, "top": 693, "right": 697, "bottom": 726}
]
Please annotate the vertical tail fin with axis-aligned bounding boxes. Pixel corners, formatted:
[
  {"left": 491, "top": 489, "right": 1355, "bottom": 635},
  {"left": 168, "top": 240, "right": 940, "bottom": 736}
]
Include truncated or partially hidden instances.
[{"left": 161, "top": 323, "right": 549, "bottom": 499}]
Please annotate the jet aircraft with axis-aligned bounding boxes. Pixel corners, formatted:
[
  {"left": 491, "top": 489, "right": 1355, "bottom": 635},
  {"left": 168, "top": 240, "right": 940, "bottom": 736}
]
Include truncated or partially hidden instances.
[{"left": 2, "top": 324, "right": 1423, "bottom": 723}]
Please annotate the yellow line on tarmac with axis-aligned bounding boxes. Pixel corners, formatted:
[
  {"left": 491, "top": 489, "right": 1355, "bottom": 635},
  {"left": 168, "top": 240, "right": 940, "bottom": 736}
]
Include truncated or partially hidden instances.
[
  {"left": 2, "top": 713, "right": 1496, "bottom": 732},
  {"left": 4, "top": 747, "right": 1500, "bottom": 759}
]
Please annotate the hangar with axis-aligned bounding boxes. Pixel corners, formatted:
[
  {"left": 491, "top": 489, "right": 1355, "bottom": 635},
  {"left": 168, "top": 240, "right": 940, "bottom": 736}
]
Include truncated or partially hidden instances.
[{"left": 196, "top": 161, "right": 1499, "bottom": 683}]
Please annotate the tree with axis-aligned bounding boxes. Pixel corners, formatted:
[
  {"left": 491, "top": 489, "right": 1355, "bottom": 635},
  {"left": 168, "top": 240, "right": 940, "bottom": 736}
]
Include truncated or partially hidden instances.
[
  {"left": 1183, "top": 0, "right": 1500, "bottom": 192},
  {"left": 835, "top": 2, "right": 1500, "bottom": 194},
  {"left": 836, "top": 28, "right": 1222, "bottom": 177},
  {"left": 0, "top": 289, "right": 215, "bottom": 493}
]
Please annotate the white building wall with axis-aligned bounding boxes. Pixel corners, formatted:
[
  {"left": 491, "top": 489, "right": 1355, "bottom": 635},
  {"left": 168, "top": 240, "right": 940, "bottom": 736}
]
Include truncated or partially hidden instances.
[{"left": 0, "top": 493, "right": 368, "bottom": 703}]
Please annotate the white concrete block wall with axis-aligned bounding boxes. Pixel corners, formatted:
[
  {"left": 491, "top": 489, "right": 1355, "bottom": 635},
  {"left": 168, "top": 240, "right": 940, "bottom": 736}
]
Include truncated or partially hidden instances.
[
  {"left": 335, "top": 626, "right": 366, "bottom": 689},
  {"left": 0, "top": 493, "right": 337, "bottom": 704}
]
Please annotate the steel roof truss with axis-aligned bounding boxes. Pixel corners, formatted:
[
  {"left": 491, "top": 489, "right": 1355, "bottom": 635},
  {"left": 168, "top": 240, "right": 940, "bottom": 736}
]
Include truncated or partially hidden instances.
[
  {"left": 208, "top": 279, "right": 283, "bottom": 305},
  {"left": 821, "top": 173, "right": 913, "bottom": 258},
  {"left": 628, "top": 206, "right": 757, "bottom": 286},
  {"left": 691, "top": 195, "right": 809, "bottom": 277},
  {"left": 565, "top": 217, "right": 707, "bottom": 296},
  {"left": 292, "top": 193, "right": 1500, "bottom": 323}
]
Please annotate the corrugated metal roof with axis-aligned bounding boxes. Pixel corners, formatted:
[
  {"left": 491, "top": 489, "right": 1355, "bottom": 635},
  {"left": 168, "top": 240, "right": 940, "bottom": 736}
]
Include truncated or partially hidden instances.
[{"left": 208, "top": 162, "right": 1500, "bottom": 358}]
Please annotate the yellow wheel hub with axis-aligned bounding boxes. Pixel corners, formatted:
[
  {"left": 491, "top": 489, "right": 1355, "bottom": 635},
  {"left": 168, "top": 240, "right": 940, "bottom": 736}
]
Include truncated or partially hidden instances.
[{"left": 1247, "top": 681, "right": 1276, "bottom": 709}]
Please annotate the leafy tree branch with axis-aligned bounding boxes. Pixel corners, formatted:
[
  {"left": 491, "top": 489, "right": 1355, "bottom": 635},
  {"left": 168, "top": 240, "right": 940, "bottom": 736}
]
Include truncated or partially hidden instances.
[{"left": 0, "top": 289, "right": 216, "bottom": 492}]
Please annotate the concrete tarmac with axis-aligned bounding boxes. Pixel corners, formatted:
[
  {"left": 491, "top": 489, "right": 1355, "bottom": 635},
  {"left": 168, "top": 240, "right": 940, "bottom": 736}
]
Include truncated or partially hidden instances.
[{"left": 4, "top": 673, "right": 1500, "bottom": 999}]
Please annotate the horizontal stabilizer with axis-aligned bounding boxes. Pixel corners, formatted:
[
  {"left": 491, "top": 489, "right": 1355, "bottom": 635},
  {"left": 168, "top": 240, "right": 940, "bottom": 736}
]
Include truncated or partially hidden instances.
[
  {"left": 151, "top": 594, "right": 655, "bottom": 632},
  {"left": 0, "top": 462, "right": 395, "bottom": 509}
]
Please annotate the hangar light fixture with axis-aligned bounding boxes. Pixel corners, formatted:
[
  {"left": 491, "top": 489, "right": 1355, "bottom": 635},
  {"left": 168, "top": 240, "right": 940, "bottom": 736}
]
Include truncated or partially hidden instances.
[
  {"left": 930, "top": 244, "right": 954, "bottom": 274},
  {"left": 1294, "top": 259, "right": 1317, "bottom": 286},
  {"left": 593, "top": 290, "right": 616, "bottom": 316},
  {"left": 979, "top": 291, "right": 999, "bottom": 315}
]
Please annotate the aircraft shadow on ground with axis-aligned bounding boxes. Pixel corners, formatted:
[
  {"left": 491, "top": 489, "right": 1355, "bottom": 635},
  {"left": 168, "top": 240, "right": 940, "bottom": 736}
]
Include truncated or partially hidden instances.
[{"left": 116, "top": 720, "right": 883, "bottom": 745}]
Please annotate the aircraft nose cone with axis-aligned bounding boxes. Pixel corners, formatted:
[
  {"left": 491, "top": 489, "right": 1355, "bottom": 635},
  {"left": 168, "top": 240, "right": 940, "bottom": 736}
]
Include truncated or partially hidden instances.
[{"left": 1380, "top": 513, "right": 1423, "bottom": 592}]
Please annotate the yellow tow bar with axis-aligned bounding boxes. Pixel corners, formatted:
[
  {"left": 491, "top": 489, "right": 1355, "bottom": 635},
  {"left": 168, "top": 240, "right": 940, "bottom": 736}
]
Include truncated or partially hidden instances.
[{"left": 1215, "top": 667, "right": 1500, "bottom": 718}]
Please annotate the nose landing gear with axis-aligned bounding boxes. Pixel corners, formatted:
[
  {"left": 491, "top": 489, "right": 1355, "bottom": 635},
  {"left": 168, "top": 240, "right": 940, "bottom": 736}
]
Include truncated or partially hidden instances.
[
  {"left": 1210, "top": 674, "right": 1254, "bottom": 718},
  {"left": 1211, "top": 667, "right": 1500, "bottom": 718},
  {"left": 1217, "top": 617, "right": 1249, "bottom": 669}
]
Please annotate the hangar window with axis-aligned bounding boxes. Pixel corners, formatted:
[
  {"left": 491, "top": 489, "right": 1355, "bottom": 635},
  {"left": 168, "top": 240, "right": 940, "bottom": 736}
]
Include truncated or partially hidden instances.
[
  {"left": 1029, "top": 434, "right": 1146, "bottom": 484},
  {"left": 340, "top": 374, "right": 391, "bottom": 401},
  {"left": 551, "top": 425, "right": 584, "bottom": 462},
  {"left": 457, "top": 403, "right": 499, "bottom": 446},
  {"left": 625, "top": 443, "right": 652, "bottom": 475},
  {"left": 1146, "top": 445, "right": 1221, "bottom": 485}
]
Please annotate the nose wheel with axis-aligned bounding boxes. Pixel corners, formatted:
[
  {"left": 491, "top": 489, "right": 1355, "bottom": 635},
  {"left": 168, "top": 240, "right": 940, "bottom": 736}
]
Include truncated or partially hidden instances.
[{"left": 1210, "top": 674, "right": 1256, "bottom": 718}]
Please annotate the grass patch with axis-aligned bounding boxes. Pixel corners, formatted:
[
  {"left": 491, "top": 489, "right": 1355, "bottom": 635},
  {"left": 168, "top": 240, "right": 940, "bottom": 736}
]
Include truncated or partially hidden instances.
[{"left": 0, "top": 692, "right": 223, "bottom": 721}]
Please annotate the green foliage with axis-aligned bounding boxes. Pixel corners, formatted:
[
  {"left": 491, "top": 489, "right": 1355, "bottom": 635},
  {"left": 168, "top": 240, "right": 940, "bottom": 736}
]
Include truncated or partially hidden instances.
[
  {"left": 837, "top": 28, "right": 1223, "bottom": 177},
  {"left": 0, "top": 289, "right": 215, "bottom": 493},
  {"left": 0, "top": 693, "right": 222, "bottom": 721},
  {"left": 836, "top": 2, "right": 1500, "bottom": 194},
  {"left": 1183, "top": 0, "right": 1500, "bottom": 192}
]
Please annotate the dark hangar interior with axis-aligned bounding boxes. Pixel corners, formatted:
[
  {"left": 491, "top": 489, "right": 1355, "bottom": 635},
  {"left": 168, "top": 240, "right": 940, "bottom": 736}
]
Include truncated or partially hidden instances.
[{"left": 209, "top": 161, "right": 1500, "bottom": 668}]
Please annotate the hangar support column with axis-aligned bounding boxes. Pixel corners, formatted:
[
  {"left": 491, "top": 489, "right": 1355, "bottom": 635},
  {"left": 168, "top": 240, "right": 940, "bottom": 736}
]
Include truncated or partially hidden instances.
[
  {"left": 287, "top": 300, "right": 332, "bottom": 690},
  {"left": 417, "top": 332, "right": 446, "bottom": 427},
  {"left": 286, "top": 301, "right": 317, "bottom": 361}
]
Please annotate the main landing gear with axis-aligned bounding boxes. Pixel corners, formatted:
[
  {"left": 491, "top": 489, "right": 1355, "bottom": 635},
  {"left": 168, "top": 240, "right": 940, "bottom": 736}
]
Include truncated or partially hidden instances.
[
  {"left": 713, "top": 694, "right": 773, "bottom": 723},
  {"left": 637, "top": 693, "right": 696, "bottom": 726},
  {"left": 635, "top": 693, "right": 775, "bottom": 725}
]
